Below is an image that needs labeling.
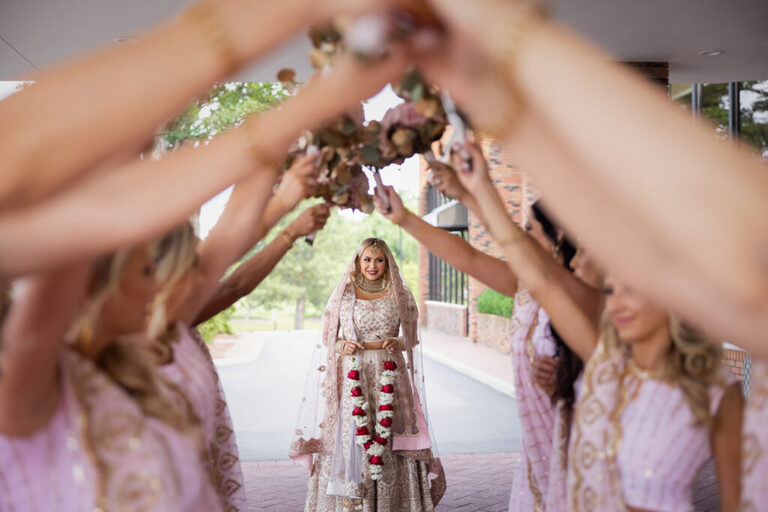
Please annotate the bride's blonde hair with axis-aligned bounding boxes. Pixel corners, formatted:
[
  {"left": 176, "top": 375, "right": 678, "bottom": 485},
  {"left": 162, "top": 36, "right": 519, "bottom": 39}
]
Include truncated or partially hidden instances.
[
  {"left": 601, "top": 313, "right": 723, "bottom": 426},
  {"left": 352, "top": 238, "right": 391, "bottom": 281}
]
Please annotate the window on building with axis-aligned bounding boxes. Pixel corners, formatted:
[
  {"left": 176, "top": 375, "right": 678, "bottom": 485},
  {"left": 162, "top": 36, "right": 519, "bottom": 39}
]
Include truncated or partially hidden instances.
[
  {"left": 673, "top": 80, "right": 768, "bottom": 156},
  {"left": 428, "top": 230, "right": 469, "bottom": 305},
  {"left": 740, "top": 80, "right": 768, "bottom": 157}
]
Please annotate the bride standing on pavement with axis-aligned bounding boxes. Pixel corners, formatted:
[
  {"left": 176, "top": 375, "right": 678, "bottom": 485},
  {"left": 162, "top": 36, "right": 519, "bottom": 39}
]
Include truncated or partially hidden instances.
[{"left": 290, "top": 238, "right": 445, "bottom": 511}]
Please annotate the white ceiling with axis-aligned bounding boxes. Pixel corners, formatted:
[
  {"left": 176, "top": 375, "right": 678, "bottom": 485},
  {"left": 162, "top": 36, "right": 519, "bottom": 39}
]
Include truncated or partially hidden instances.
[{"left": 1, "top": 0, "right": 767, "bottom": 83}]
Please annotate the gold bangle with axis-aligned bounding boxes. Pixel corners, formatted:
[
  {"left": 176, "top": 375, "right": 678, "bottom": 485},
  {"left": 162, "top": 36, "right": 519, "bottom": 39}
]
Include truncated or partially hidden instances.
[
  {"left": 496, "top": 229, "right": 525, "bottom": 248},
  {"left": 279, "top": 230, "right": 294, "bottom": 249},
  {"left": 482, "top": 1, "right": 546, "bottom": 139},
  {"left": 391, "top": 210, "right": 408, "bottom": 226},
  {"left": 183, "top": 2, "right": 239, "bottom": 75}
]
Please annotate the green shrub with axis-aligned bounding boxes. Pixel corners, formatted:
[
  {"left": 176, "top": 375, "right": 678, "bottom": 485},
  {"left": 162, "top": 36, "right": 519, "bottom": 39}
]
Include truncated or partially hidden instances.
[
  {"left": 477, "top": 289, "right": 514, "bottom": 318},
  {"left": 197, "top": 305, "right": 235, "bottom": 343}
]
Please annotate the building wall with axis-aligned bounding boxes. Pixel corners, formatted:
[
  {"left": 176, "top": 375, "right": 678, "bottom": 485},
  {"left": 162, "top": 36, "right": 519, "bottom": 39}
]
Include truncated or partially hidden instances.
[
  {"left": 417, "top": 137, "right": 534, "bottom": 341},
  {"left": 424, "top": 301, "right": 468, "bottom": 337},
  {"left": 723, "top": 345, "right": 747, "bottom": 381},
  {"left": 466, "top": 138, "right": 534, "bottom": 343}
]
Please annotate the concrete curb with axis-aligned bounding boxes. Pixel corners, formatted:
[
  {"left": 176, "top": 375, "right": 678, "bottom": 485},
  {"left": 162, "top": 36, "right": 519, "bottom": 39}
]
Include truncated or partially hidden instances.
[
  {"left": 213, "top": 333, "right": 265, "bottom": 367},
  {"left": 421, "top": 347, "right": 516, "bottom": 399}
]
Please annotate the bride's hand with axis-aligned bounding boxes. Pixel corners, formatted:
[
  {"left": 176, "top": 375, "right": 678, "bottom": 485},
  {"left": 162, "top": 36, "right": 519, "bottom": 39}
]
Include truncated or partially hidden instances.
[
  {"left": 342, "top": 340, "right": 363, "bottom": 355},
  {"left": 382, "top": 338, "right": 399, "bottom": 354}
]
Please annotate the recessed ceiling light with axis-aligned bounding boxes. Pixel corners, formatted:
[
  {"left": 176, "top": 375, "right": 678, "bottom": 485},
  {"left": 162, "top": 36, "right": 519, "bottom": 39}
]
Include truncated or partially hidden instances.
[
  {"left": 114, "top": 36, "right": 139, "bottom": 44},
  {"left": 698, "top": 50, "right": 724, "bottom": 57}
]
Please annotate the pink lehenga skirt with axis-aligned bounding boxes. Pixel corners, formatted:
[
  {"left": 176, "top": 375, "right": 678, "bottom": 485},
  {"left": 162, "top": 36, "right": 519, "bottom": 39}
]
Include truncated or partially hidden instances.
[{"left": 304, "top": 349, "right": 436, "bottom": 512}]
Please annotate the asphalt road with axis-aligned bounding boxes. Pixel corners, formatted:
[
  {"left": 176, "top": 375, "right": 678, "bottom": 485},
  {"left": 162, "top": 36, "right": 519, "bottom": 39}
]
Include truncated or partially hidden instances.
[{"left": 217, "top": 330, "right": 522, "bottom": 461}]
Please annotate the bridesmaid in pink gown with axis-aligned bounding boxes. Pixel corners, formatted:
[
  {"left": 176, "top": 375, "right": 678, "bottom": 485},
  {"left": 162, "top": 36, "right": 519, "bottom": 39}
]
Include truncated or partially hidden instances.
[
  {"left": 740, "top": 357, "right": 768, "bottom": 511},
  {"left": 374, "top": 178, "right": 603, "bottom": 510},
  {"left": 0, "top": 226, "right": 223, "bottom": 511},
  {"left": 451, "top": 143, "right": 746, "bottom": 510}
]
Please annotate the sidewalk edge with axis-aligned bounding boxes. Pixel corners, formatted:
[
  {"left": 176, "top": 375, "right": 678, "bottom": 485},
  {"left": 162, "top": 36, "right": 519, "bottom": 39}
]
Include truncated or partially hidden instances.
[{"left": 421, "top": 347, "right": 516, "bottom": 398}]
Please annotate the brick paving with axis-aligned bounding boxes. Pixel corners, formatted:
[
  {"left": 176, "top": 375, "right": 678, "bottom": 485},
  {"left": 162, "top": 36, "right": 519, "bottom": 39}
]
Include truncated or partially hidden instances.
[
  {"left": 242, "top": 453, "right": 518, "bottom": 512},
  {"left": 242, "top": 454, "right": 720, "bottom": 511}
]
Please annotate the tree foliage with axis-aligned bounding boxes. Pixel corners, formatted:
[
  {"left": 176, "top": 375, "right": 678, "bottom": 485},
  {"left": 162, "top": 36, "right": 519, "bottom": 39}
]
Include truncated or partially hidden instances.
[
  {"left": 236, "top": 194, "right": 420, "bottom": 322},
  {"left": 165, "top": 80, "right": 421, "bottom": 333},
  {"left": 163, "top": 81, "right": 288, "bottom": 148},
  {"left": 166, "top": 81, "right": 288, "bottom": 339}
]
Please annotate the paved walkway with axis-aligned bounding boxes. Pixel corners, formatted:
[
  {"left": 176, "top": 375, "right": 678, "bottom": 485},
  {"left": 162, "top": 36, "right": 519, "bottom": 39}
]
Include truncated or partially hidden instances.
[
  {"left": 215, "top": 328, "right": 721, "bottom": 511},
  {"left": 242, "top": 453, "right": 519, "bottom": 512},
  {"left": 241, "top": 455, "right": 718, "bottom": 511}
]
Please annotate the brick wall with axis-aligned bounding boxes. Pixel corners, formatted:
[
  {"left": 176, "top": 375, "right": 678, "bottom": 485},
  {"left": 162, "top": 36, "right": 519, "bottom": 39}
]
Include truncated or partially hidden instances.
[
  {"left": 417, "top": 136, "right": 533, "bottom": 348},
  {"left": 476, "top": 313, "right": 512, "bottom": 354},
  {"left": 467, "top": 138, "right": 534, "bottom": 344},
  {"left": 424, "top": 301, "right": 468, "bottom": 337},
  {"left": 722, "top": 344, "right": 747, "bottom": 381}
]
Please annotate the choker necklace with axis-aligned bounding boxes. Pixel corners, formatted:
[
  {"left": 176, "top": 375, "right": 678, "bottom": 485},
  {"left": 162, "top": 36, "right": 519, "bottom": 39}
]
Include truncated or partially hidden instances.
[
  {"left": 355, "top": 273, "right": 389, "bottom": 294},
  {"left": 627, "top": 358, "right": 663, "bottom": 381}
]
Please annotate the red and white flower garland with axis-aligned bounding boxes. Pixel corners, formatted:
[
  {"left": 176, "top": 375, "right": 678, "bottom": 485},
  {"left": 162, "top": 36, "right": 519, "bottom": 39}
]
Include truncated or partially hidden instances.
[{"left": 348, "top": 356, "right": 398, "bottom": 480}]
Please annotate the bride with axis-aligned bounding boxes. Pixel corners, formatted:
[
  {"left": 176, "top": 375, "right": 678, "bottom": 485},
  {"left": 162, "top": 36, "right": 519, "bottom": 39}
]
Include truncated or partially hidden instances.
[{"left": 290, "top": 237, "right": 445, "bottom": 511}]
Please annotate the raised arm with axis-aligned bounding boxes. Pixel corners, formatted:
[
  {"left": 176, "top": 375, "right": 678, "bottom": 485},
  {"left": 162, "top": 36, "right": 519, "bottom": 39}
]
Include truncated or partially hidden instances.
[
  {"left": 193, "top": 203, "right": 331, "bottom": 325},
  {"left": 426, "top": 161, "right": 488, "bottom": 226},
  {"left": 0, "top": 0, "right": 384, "bottom": 211},
  {"left": 712, "top": 383, "right": 744, "bottom": 512},
  {"left": 374, "top": 185, "right": 518, "bottom": 296},
  {"left": 417, "top": 0, "right": 768, "bottom": 357},
  {"left": 0, "top": 50, "right": 409, "bottom": 278},
  {"left": 0, "top": 265, "right": 91, "bottom": 435},
  {"left": 454, "top": 143, "right": 600, "bottom": 361}
]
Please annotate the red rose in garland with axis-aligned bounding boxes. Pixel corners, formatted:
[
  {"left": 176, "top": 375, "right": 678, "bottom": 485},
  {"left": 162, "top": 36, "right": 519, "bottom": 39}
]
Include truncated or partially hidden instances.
[
  {"left": 380, "top": 384, "right": 394, "bottom": 393},
  {"left": 356, "top": 426, "right": 370, "bottom": 436},
  {"left": 347, "top": 370, "right": 360, "bottom": 380},
  {"left": 379, "top": 404, "right": 394, "bottom": 411},
  {"left": 374, "top": 435, "right": 388, "bottom": 445},
  {"left": 380, "top": 417, "right": 393, "bottom": 428},
  {"left": 350, "top": 386, "right": 363, "bottom": 397},
  {"left": 384, "top": 360, "right": 397, "bottom": 371},
  {"left": 352, "top": 407, "right": 366, "bottom": 416},
  {"left": 369, "top": 456, "right": 383, "bottom": 465}
]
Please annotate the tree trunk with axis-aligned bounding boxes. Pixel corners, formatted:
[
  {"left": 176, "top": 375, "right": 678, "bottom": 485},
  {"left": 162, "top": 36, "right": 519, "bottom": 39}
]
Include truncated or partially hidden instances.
[{"left": 295, "top": 294, "right": 306, "bottom": 330}]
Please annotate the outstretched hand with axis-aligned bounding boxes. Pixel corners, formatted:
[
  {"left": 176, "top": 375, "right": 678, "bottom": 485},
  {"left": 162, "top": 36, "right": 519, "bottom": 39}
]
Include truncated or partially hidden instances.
[
  {"left": 411, "top": 0, "right": 524, "bottom": 138},
  {"left": 451, "top": 142, "right": 492, "bottom": 195},
  {"left": 289, "top": 203, "right": 332, "bottom": 238},
  {"left": 373, "top": 185, "right": 408, "bottom": 224},
  {"left": 274, "top": 155, "right": 320, "bottom": 211},
  {"left": 427, "top": 161, "right": 466, "bottom": 200}
]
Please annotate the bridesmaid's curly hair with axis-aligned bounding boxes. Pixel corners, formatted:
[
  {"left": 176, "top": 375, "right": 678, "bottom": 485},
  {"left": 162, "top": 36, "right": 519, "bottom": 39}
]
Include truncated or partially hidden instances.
[
  {"left": 601, "top": 313, "right": 724, "bottom": 426},
  {"left": 73, "top": 223, "right": 199, "bottom": 431}
]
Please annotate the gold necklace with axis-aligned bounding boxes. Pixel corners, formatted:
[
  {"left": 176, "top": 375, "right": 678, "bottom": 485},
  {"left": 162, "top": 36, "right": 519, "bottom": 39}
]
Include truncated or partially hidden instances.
[{"left": 355, "top": 273, "right": 389, "bottom": 294}]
